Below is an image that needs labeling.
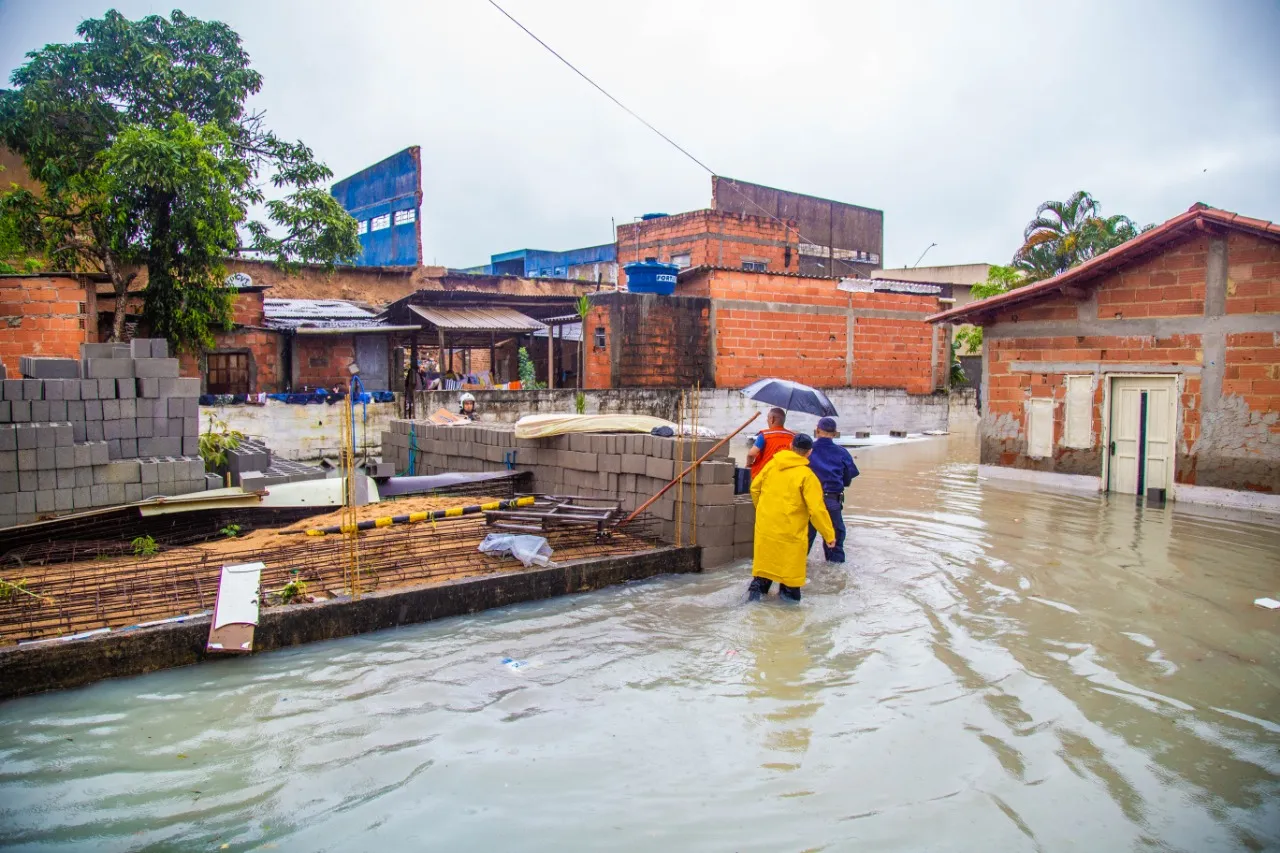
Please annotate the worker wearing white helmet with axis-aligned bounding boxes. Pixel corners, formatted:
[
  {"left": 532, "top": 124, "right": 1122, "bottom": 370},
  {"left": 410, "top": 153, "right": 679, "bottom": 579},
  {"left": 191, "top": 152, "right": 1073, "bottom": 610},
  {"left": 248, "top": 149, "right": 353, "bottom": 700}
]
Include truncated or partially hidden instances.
[{"left": 459, "top": 392, "right": 477, "bottom": 418}]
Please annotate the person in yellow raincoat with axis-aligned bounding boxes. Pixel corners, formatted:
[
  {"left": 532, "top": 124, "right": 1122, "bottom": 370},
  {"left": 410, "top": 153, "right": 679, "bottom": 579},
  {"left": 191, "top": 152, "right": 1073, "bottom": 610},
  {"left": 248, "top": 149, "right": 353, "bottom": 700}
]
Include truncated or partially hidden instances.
[{"left": 748, "top": 433, "right": 836, "bottom": 602}]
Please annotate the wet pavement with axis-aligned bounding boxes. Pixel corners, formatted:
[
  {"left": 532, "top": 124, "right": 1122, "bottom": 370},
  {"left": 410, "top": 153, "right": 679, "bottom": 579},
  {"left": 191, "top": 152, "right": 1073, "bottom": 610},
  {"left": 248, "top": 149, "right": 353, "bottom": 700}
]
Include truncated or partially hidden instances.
[{"left": 1, "top": 435, "right": 1278, "bottom": 852}]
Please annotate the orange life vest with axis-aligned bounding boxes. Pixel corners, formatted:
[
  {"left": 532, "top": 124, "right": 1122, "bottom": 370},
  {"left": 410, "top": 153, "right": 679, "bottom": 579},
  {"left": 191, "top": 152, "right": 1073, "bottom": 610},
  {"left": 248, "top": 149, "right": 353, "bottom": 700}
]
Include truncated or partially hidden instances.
[{"left": 750, "top": 427, "right": 795, "bottom": 478}]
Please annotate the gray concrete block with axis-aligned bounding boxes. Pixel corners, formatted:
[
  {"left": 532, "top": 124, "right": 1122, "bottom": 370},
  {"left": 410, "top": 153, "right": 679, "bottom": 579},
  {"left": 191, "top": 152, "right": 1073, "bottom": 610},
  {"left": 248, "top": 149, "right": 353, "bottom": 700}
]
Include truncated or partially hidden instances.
[
  {"left": 37, "top": 469, "right": 56, "bottom": 491},
  {"left": 56, "top": 468, "right": 75, "bottom": 489},
  {"left": 85, "top": 358, "right": 134, "bottom": 379},
  {"left": 14, "top": 449, "right": 33, "bottom": 473},
  {"left": 142, "top": 481, "right": 163, "bottom": 499},
  {"left": 137, "top": 438, "right": 155, "bottom": 457},
  {"left": 73, "top": 486, "right": 92, "bottom": 509},
  {"left": 79, "top": 379, "right": 99, "bottom": 400},
  {"left": 1, "top": 380, "right": 22, "bottom": 401},
  {"left": 139, "top": 460, "right": 159, "bottom": 483},
  {"left": 182, "top": 436, "right": 199, "bottom": 456},
  {"left": 35, "top": 448, "right": 55, "bottom": 471},
  {"left": 106, "top": 482, "right": 126, "bottom": 505},
  {"left": 95, "top": 460, "right": 141, "bottom": 484},
  {"left": 72, "top": 421, "right": 86, "bottom": 443},
  {"left": 81, "top": 343, "right": 117, "bottom": 359},
  {"left": 35, "top": 490, "right": 55, "bottom": 513},
  {"left": 0, "top": 493, "right": 14, "bottom": 512},
  {"left": 75, "top": 466, "right": 93, "bottom": 487},
  {"left": 90, "top": 484, "right": 109, "bottom": 506},
  {"left": 10, "top": 400, "right": 30, "bottom": 422},
  {"left": 90, "top": 441, "right": 109, "bottom": 465},
  {"left": 102, "top": 399, "right": 121, "bottom": 420},
  {"left": 134, "top": 358, "right": 179, "bottom": 378},
  {"left": 152, "top": 416, "right": 168, "bottom": 437},
  {"left": 60, "top": 378, "right": 81, "bottom": 401},
  {"left": 15, "top": 491, "right": 34, "bottom": 513},
  {"left": 157, "top": 377, "right": 200, "bottom": 397},
  {"left": 182, "top": 416, "right": 197, "bottom": 436},
  {"left": 130, "top": 338, "right": 152, "bottom": 359},
  {"left": 67, "top": 400, "right": 85, "bottom": 422},
  {"left": 103, "top": 419, "right": 122, "bottom": 441},
  {"left": 55, "top": 445, "right": 75, "bottom": 469},
  {"left": 47, "top": 401, "right": 67, "bottom": 421},
  {"left": 136, "top": 398, "right": 153, "bottom": 418},
  {"left": 41, "top": 379, "right": 64, "bottom": 400},
  {"left": 84, "top": 400, "right": 103, "bottom": 420},
  {"left": 17, "top": 425, "right": 38, "bottom": 450},
  {"left": 30, "top": 400, "right": 49, "bottom": 421},
  {"left": 54, "top": 488, "right": 73, "bottom": 511},
  {"left": 0, "top": 452, "right": 14, "bottom": 474},
  {"left": 107, "top": 439, "right": 121, "bottom": 459},
  {"left": 137, "top": 378, "right": 160, "bottom": 399},
  {"left": 115, "top": 377, "right": 136, "bottom": 398},
  {"left": 646, "top": 457, "right": 675, "bottom": 481},
  {"left": 86, "top": 421, "right": 104, "bottom": 441},
  {"left": 151, "top": 339, "right": 168, "bottom": 358},
  {"left": 97, "top": 377, "right": 116, "bottom": 399},
  {"left": 155, "top": 437, "right": 181, "bottom": 456},
  {"left": 22, "top": 379, "right": 43, "bottom": 400},
  {"left": 184, "top": 397, "right": 199, "bottom": 417},
  {"left": 156, "top": 459, "right": 174, "bottom": 481},
  {"left": 73, "top": 443, "right": 91, "bottom": 467},
  {"left": 124, "top": 483, "right": 142, "bottom": 503},
  {"left": 166, "top": 398, "right": 184, "bottom": 417},
  {"left": 120, "top": 438, "right": 137, "bottom": 458},
  {"left": 205, "top": 473, "right": 224, "bottom": 490},
  {"left": 55, "top": 423, "right": 72, "bottom": 446},
  {"left": 0, "top": 472, "right": 15, "bottom": 494},
  {"left": 0, "top": 400, "right": 9, "bottom": 423},
  {"left": 136, "top": 417, "right": 152, "bottom": 438},
  {"left": 119, "top": 399, "right": 136, "bottom": 419},
  {"left": 120, "top": 418, "right": 137, "bottom": 440},
  {"left": 0, "top": 428, "right": 13, "bottom": 452},
  {"left": 18, "top": 469, "right": 38, "bottom": 491},
  {"left": 168, "top": 417, "right": 184, "bottom": 436}
]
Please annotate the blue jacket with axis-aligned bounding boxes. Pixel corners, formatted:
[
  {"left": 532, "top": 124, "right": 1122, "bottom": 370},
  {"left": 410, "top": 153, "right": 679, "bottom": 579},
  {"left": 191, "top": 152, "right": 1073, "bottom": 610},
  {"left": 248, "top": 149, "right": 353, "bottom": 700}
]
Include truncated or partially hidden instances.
[{"left": 808, "top": 437, "right": 859, "bottom": 494}]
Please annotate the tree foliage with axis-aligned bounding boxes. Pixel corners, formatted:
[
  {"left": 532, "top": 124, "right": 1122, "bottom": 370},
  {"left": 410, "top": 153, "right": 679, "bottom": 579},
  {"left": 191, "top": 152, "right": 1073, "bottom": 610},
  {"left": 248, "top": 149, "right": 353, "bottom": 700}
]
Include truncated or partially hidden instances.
[
  {"left": 1012, "top": 191, "right": 1150, "bottom": 282},
  {"left": 0, "top": 9, "right": 359, "bottom": 349},
  {"left": 953, "top": 265, "right": 1022, "bottom": 354}
]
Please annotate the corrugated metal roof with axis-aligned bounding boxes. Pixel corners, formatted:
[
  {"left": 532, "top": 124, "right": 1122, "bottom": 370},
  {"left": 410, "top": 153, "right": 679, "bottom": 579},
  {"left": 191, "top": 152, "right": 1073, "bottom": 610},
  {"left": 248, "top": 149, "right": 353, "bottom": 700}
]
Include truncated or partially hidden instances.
[
  {"left": 534, "top": 321, "right": 582, "bottom": 341},
  {"left": 408, "top": 304, "right": 546, "bottom": 332},
  {"left": 264, "top": 298, "right": 375, "bottom": 319}
]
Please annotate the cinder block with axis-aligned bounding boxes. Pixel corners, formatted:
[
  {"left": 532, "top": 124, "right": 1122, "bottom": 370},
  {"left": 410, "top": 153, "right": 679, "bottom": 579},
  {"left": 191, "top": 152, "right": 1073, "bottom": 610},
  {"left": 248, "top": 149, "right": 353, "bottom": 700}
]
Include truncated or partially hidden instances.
[
  {"left": 182, "top": 436, "right": 199, "bottom": 455},
  {"left": 35, "top": 448, "right": 55, "bottom": 470},
  {"left": 90, "top": 484, "right": 109, "bottom": 506},
  {"left": 155, "top": 436, "right": 181, "bottom": 456},
  {"left": 646, "top": 457, "right": 675, "bottom": 481},
  {"left": 157, "top": 377, "right": 200, "bottom": 397},
  {"left": 35, "top": 490, "right": 55, "bottom": 513},
  {"left": 102, "top": 399, "right": 120, "bottom": 420},
  {"left": 47, "top": 401, "right": 67, "bottom": 421},
  {"left": 55, "top": 423, "right": 72, "bottom": 446},
  {"left": 54, "top": 488, "right": 73, "bottom": 511},
  {"left": 73, "top": 486, "right": 93, "bottom": 509},
  {"left": 152, "top": 416, "right": 167, "bottom": 437},
  {"left": 17, "top": 425, "right": 38, "bottom": 450},
  {"left": 18, "top": 469, "right": 38, "bottom": 491},
  {"left": 156, "top": 459, "right": 174, "bottom": 481},
  {"left": 107, "top": 439, "right": 122, "bottom": 459},
  {"left": 136, "top": 399, "right": 153, "bottom": 419},
  {"left": 698, "top": 504, "right": 737, "bottom": 528},
  {"left": 60, "top": 379, "right": 81, "bottom": 401},
  {"left": 75, "top": 466, "right": 93, "bottom": 487},
  {"left": 72, "top": 422, "right": 86, "bottom": 443},
  {"left": 37, "top": 468, "right": 56, "bottom": 490},
  {"left": 0, "top": 492, "right": 14, "bottom": 511},
  {"left": 81, "top": 343, "right": 117, "bottom": 359},
  {"left": 124, "top": 483, "right": 142, "bottom": 503},
  {"left": 90, "top": 441, "right": 109, "bottom": 465},
  {"left": 129, "top": 338, "right": 153, "bottom": 358},
  {"left": 119, "top": 398, "right": 136, "bottom": 419},
  {"left": 142, "top": 482, "right": 163, "bottom": 499},
  {"left": 94, "top": 460, "right": 141, "bottom": 484},
  {"left": 0, "top": 472, "right": 15, "bottom": 493},
  {"left": 133, "top": 358, "right": 179, "bottom": 378},
  {"left": 0, "top": 427, "right": 13, "bottom": 452},
  {"left": 55, "top": 446, "right": 75, "bottom": 469},
  {"left": 1, "top": 380, "right": 22, "bottom": 401},
  {"left": 103, "top": 419, "right": 122, "bottom": 441},
  {"left": 66, "top": 400, "right": 85, "bottom": 421},
  {"left": 73, "top": 443, "right": 91, "bottom": 467},
  {"left": 183, "top": 397, "right": 199, "bottom": 417},
  {"left": 22, "top": 379, "right": 43, "bottom": 400},
  {"left": 41, "top": 379, "right": 64, "bottom": 401},
  {"left": 597, "top": 454, "right": 621, "bottom": 474},
  {"left": 106, "top": 483, "right": 126, "bottom": 505},
  {"left": 182, "top": 416, "right": 197, "bottom": 436},
  {"left": 700, "top": 545, "right": 736, "bottom": 568},
  {"left": 137, "top": 437, "right": 155, "bottom": 456},
  {"left": 10, "top": 400, "right": 30, "bottom": 422},
  {"left": 734, "top": 500, "right": 755, "bottom": 526},
  {"left": 85, "top": 358, "right": 134, "bottom": 379},
  {"left": 0, "top": 400, "right": 9, "bottom": 423},
  {"left": 30, "top": 401, "right": 49, "bottom": 421},
  {"left": 698, "top": 484, "right": 735, "bottom": 505},
  {"left": 120, "top": 418, "right": 137, "bottom": 439},
  {"left": 115, "top": 377, "right": 136, "bottom": 399},
  {"left": 733, "top": 540, "right": 753, "bottom": 560},
  {"left": 168, "top": 417, "right": 184, "bottom": 436},
  {"left": 205, "top": 473, "right": 224, "bottom": 490},
  {"left": 151, "top": 339, "right": 169, "bottom": 358},
  {"left": 97, "top": 378, "right": 116, "bottom": 399},
  {"left": 79, "top": 379, "right": 99, "bottom": 400},
  {"left": 137, "top": 378, "right": 160, "bottom": 398},
  {"left": 86, "top": 422, "right": 104, "bottom": 441},
  {"left": 119, "top": 438, "right": 137, "bottom": 458},
  {"left": 15, "top": 491, "right": 35, "bottom": 513}
]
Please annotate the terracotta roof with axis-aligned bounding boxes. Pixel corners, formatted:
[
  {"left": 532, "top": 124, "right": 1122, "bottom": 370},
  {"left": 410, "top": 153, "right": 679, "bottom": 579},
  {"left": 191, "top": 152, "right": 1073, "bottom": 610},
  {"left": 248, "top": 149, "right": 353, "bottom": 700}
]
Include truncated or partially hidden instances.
[{"left": 928, "top": 204, "right": 1280, "bottom": 324}]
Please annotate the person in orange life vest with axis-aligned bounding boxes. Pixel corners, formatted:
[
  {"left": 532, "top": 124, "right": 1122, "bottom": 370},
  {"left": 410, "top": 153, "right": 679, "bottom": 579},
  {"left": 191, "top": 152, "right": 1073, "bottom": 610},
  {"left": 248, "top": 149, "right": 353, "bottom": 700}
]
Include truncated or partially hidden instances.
[{"left": 746, "top": 407, "right": 794, "bottom": 479}]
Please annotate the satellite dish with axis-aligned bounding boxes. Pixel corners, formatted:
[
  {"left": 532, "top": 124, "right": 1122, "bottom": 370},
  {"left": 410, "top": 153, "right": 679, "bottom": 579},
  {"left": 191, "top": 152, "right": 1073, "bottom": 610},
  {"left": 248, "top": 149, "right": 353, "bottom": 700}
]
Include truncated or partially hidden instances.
[{"left": 226, "top": 272, "right": 253, "bottom": 288}]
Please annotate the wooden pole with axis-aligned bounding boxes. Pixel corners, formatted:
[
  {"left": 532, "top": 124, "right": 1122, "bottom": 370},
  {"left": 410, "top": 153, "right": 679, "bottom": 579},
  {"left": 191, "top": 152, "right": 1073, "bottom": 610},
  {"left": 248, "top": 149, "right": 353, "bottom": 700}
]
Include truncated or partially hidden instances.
[{"left": 615, "top": 411, "right": 760, "bottom": 529}]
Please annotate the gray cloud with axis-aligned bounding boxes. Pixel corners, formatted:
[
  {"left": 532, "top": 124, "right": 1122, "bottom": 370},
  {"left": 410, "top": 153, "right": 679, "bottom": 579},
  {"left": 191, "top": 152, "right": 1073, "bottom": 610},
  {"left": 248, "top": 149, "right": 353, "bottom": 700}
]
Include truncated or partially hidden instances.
[{"left": 3, "top": 0, "right": 1278, "bottom": 272}]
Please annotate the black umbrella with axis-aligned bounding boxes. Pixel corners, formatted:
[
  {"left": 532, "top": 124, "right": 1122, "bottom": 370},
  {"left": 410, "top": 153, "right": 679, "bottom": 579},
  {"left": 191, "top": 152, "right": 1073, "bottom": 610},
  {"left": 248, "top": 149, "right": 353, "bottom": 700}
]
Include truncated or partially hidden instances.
[{"left": 740, "top": 378, "right": 838, "bottom": 417}]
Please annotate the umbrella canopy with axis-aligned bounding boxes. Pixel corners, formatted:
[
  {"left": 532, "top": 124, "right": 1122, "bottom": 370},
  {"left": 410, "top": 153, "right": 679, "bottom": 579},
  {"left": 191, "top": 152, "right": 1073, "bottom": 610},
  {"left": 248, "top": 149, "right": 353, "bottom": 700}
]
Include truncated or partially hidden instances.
[{"left": 740, "top": 378, "right": 838, "bottom": 417}]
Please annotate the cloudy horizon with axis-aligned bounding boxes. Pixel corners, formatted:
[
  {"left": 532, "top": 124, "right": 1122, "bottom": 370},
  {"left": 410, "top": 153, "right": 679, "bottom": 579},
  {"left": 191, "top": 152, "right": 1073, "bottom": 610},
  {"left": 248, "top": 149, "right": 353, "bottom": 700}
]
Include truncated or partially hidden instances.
[{"left": 2, "top": 0, "right": 1277, "bottom": 273}]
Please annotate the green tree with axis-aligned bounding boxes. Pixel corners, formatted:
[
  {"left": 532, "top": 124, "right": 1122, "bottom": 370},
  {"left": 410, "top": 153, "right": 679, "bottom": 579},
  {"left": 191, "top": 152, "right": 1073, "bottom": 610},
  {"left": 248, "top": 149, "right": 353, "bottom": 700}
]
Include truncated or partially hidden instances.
[
  {"left": 1013, "top": 191, "right": 1149, "bottom": 282},
  {"left": 953, "top": 264, "right": 1022, "bottom": 354},
  {"left": 0, "top": 10, "right": 359, "bottom": 349}
]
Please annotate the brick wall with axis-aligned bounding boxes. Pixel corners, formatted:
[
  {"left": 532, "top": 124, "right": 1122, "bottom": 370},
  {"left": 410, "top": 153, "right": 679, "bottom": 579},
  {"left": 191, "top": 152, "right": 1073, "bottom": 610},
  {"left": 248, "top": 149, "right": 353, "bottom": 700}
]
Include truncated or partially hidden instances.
[
  {"left": 975, "top": 229, "right": 1280, "bottom": 492},
  {"left": 584, "top": 292, "right": 711, "bottom": 389},
  {"left": 0, "top": 275, "right": 96, "bottom": 376},
  {"left": 293, "top": 334, "right": 357, "bottom": 392},
  {"left": 616, "top": 210, "right": 797, "bottom": 286}
]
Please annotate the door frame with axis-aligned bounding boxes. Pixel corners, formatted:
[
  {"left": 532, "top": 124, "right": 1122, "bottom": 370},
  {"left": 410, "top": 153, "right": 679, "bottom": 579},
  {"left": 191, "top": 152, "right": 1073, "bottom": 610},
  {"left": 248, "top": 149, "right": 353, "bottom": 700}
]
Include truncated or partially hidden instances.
[{"left": 1100, "top": 373, "right": 1180, "bottom": 495}]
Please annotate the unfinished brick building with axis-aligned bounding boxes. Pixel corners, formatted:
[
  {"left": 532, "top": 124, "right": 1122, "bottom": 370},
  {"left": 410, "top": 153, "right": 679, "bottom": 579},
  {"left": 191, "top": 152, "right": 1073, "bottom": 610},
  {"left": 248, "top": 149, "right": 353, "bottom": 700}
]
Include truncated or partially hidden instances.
[
  {"left": 930, "top": 204, "right": 1280, "bottom": 510},
  {"left": 0, "top": 274, "right": 101, "bottom": 376}
]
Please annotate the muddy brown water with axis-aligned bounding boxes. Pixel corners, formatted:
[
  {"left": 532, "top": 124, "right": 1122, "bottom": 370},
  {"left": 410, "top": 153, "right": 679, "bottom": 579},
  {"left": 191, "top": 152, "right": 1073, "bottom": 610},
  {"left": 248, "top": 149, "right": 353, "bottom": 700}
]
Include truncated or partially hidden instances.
[{"left": 1, "top": 436, "right": 1277, "bottom": 851}]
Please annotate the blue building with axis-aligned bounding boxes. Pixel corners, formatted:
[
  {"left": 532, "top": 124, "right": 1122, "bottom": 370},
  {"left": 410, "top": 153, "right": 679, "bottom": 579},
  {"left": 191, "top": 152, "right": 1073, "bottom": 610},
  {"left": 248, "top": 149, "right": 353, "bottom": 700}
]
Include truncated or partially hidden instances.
[
  {"left": 331, "top": 147, "right": 423, "bottom": 267},
  {"left": 460, "top": 243, "right": 617, "bottom": 283}
]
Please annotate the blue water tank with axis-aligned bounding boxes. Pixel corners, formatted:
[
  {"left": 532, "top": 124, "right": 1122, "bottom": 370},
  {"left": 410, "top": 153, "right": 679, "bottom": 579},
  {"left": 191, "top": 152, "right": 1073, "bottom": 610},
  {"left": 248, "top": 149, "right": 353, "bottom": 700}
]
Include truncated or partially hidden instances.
[
  {"left": 640, "top": 212, "right": 669, "bottom": 221},
  {"left": 624, "top": 260, "right": 679, "bottom": 295}
]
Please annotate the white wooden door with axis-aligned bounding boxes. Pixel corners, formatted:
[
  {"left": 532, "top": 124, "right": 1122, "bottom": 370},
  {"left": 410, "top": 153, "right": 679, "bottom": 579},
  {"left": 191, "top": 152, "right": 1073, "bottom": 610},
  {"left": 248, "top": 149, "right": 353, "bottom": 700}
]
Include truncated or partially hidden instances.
[{"left": 1107, "top": 376, "right": 1177, "bottom": 494}]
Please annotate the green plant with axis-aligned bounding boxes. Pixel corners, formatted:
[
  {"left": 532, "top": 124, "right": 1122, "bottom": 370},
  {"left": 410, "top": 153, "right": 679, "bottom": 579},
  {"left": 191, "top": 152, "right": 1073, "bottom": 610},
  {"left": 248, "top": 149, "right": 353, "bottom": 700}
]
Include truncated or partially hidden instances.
[
  {"left": 199, "top": 415, "right": 244, "bottom": 470},
  {"left": 219, "top": 523, "right": 242, "bottom": 538},
  {"left": 574, "top": 391, "right": 586, "bottom": 415},
  {"left": 1013, "top": 192, "right": 1152, "bottom": 282},
  {"left": 575, "top": 295, "right": 590, "bottom": 389},
  {"left": 0, "top": 9, "right": 360, "bottom": 347},
  {"left": 0, "top": 578, "right": 29, "bottom": 601},
  {"left": 278, "top": 572, "right": 308, "bottom": 605},
  {"left": 517, "top": 346, "right": 546, "bottom": 390},
  {"left": 131, "top": 535, "right": 159, "bottom": 558}
]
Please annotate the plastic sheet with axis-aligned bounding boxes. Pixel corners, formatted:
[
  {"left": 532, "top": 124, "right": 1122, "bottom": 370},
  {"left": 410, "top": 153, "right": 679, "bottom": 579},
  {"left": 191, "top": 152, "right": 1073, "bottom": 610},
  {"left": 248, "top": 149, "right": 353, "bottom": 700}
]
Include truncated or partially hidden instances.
[{"left": 478, "top": 533, "right": 555, "bottom": 568}]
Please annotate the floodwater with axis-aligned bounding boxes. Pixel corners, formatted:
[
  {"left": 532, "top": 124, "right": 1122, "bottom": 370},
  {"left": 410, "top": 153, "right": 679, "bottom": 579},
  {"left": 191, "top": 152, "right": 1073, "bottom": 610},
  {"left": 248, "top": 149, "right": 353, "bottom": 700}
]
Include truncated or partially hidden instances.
[{"left": 2, "top": 436, "right": 1279, "bottom": 852}]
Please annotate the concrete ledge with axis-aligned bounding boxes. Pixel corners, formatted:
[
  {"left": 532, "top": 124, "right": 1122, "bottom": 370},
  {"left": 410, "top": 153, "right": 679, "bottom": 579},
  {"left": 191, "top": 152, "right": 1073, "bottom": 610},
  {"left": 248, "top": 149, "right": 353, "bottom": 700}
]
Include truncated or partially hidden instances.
[
  {"left": 0, "top": 546, "right": 700, "bottom": 701},
  {"left": 1172, "top": 483, "right": 1280, "bottom": 518},
  {"left": 977, "top": 464, "right": 1102, "bottom": 493}
]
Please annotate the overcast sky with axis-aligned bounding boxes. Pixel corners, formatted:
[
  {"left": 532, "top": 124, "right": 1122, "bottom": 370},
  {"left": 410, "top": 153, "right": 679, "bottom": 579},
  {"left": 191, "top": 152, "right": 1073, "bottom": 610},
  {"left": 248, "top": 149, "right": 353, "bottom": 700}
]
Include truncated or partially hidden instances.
[{"left": 2, "top": 1, "right": 1278, "bottom": 270}]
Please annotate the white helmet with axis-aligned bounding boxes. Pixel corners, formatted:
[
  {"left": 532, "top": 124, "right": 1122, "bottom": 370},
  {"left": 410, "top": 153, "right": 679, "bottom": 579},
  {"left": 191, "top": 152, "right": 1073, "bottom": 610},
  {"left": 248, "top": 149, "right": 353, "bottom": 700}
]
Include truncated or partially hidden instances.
[{"left": 460, "top": 392, "right": 476, "bottom": 403}]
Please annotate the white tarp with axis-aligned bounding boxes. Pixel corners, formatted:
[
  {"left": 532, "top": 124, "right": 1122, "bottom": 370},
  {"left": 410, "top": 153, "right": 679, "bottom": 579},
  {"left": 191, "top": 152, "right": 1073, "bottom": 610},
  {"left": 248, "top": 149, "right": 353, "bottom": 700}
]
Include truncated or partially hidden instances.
[
  {"left": 514, "top": 413, "right": 678, "bottom": 439},
  {"left": 212, "top": 562, "right": 264, "bottom": 630}
]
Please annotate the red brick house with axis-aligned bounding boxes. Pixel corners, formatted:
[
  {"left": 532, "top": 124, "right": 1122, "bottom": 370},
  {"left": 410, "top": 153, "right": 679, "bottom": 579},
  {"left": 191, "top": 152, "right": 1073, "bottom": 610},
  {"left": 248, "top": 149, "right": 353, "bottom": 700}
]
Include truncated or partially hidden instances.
[{"left": 929, "top": 204, "right": 1280, "bottom": 511}]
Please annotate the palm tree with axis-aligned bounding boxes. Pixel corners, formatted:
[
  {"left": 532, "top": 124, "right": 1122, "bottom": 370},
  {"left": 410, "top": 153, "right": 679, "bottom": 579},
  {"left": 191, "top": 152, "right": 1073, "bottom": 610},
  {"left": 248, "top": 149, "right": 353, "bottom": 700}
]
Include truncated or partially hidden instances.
[{"left": 1013, "top": 191, "right": 1148, "bottom": 282}]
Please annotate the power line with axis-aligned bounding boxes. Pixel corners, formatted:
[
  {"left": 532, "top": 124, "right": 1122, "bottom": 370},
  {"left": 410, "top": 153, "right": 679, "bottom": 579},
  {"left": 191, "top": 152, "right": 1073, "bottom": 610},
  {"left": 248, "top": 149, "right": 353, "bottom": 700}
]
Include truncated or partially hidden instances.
[{"left": 484, "top": 0, "right": 873, "bottom": 277}]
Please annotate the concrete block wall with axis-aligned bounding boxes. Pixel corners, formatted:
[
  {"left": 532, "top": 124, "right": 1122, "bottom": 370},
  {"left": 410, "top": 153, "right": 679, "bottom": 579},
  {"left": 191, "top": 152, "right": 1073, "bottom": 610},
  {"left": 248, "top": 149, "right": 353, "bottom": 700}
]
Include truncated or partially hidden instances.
[
  {"left": 383, "top": 421, "right": 747, "bottom": 567},
  {"left": 0, "top": 340, "right": 209, "bottom": 528}
]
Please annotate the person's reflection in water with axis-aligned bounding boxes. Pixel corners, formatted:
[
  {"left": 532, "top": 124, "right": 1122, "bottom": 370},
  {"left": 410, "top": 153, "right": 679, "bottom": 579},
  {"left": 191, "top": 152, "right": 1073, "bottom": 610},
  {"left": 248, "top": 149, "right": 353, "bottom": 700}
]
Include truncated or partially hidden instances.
[{"left": 743, "top": 607, "right": 821, "bottom": 770}]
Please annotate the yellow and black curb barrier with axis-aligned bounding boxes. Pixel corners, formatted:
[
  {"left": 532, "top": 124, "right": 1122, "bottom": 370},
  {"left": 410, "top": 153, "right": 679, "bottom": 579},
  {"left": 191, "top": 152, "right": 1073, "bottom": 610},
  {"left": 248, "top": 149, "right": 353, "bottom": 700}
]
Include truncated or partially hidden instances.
[{"left": 294, "top": 496, "right": 536, "bottom": 536}]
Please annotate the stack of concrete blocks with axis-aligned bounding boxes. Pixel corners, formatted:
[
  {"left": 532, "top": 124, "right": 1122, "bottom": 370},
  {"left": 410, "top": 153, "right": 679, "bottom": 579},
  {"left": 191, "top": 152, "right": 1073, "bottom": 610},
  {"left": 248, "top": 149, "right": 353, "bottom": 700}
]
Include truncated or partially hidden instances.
[
  {"left": 0, "top": 339, "right": 209, "bottom": 528},
  {"left": 224, "top": 437, "right": 326, "bottom": 490},
  {"left": 382, "top": 421, "right": 748, "bottom": 567}
]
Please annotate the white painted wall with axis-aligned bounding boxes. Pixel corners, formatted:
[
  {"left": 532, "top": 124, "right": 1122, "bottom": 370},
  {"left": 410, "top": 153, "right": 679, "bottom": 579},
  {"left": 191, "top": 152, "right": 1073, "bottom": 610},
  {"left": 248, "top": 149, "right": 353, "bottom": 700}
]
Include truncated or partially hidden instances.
[{"left": 200, "top": 400, "right": 399, "bottom": 461}]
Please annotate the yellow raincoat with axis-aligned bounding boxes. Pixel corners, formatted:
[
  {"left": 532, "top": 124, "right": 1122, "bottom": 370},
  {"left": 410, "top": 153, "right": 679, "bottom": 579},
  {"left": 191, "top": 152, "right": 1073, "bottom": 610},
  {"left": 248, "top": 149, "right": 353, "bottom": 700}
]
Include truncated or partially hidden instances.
[{"left": 749, "top": 449, "right": 836, "bottom": 588}]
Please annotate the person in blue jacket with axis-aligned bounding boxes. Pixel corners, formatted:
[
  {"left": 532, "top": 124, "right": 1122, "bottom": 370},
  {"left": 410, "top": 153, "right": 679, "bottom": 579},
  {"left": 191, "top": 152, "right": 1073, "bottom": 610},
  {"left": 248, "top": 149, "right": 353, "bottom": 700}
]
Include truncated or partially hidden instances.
[{"left": 806, "top": 417, "right": 859, "bottom": 562}]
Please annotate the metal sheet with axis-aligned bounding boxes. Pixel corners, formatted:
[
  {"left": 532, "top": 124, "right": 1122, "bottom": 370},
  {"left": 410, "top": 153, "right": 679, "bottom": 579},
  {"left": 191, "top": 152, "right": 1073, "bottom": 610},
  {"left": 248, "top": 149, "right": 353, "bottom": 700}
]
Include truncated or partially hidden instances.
[
  {"left": 408, "top": 304, "right": 546, "bottom": 332},
  {"left": 378, "top": 471, "right": 522, "bottom": 497}
]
